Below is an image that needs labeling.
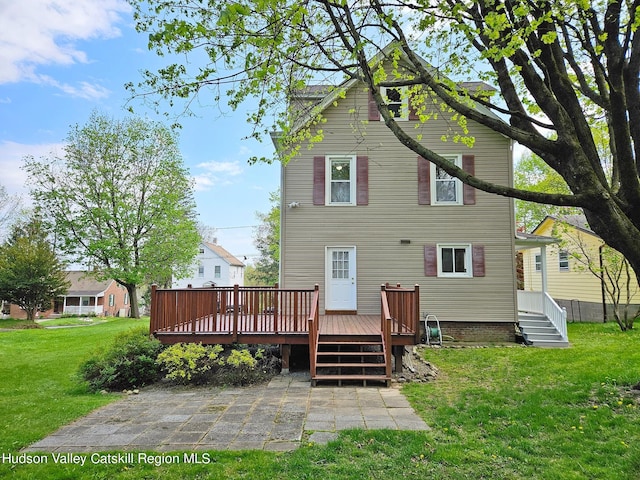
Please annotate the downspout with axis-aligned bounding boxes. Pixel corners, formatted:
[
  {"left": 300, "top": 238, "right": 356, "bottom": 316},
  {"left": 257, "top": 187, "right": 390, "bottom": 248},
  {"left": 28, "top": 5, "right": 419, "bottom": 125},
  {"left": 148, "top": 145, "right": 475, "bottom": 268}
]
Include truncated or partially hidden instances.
[{"left": 599, "top": 244, "right": 607, "bottom": 323}]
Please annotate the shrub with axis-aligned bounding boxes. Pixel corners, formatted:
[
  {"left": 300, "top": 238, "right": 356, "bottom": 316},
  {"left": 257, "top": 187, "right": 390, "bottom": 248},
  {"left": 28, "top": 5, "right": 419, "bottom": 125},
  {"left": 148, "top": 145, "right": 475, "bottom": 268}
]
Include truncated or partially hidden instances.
[
  {"left": 78, "top": 327, "right": 164, "bottom": 392},
  {"left": 156, "top": 343, "right": 223, "bottom": 384},
  {"left": 216, "top": 346, "right": 281, "bottom": 386},
  {"left": 156, "top": 343, "right": 280, "bottom": 386}
]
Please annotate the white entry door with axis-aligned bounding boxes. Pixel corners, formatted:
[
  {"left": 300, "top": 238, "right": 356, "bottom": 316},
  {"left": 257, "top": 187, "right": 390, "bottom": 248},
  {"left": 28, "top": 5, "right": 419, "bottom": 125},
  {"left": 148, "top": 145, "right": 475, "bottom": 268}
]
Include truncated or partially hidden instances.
[{"left": 325, "top": 247, "right": 357, "bottom": 311}]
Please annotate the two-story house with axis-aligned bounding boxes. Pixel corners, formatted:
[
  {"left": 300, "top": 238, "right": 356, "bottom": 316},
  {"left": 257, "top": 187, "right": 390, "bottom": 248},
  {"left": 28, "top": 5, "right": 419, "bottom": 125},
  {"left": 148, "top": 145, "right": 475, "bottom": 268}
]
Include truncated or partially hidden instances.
[
  {"left": 172, "top": 242, "right": 245, "bottom": 288},
  {"left": 276, "top": 63, "right": 519, "bottom": 343}
]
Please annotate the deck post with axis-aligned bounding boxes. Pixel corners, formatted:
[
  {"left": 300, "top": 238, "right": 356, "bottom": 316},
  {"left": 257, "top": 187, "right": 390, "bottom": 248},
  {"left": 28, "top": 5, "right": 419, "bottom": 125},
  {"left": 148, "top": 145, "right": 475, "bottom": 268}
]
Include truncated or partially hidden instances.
[
  {"left": 414, "top": 284, "right": 421, "bottom": 344},
  {"left": 232, "top": 284, "right": 239, "bottom": 342},
  {"left": 274, "top": 285, "right": 280, "bottom": 334},
  {"left": 150, "top": 284, "right": 157, "bottom": 335},
  {"left": 280, "top": 344, "right": 291, "bottom": 374},
  {"left": 393, "top": 346, "right": 404, "bottom": 373}
]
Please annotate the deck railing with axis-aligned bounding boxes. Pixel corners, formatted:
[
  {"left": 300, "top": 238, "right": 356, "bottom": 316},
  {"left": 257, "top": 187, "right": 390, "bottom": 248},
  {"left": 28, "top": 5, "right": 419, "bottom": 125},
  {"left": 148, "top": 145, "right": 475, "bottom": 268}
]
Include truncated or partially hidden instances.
[
  {"left": 150, "top": 284, "right": 316, "bottom": 338},
  {"left": 380, "top": 288, "right": 393, "bottom": 379},
  {"left": 308, "top": 285, "right": 320, "bottom": 379},
  {"left": 383, "top": 283, "right": 420, "bottom": 343}
]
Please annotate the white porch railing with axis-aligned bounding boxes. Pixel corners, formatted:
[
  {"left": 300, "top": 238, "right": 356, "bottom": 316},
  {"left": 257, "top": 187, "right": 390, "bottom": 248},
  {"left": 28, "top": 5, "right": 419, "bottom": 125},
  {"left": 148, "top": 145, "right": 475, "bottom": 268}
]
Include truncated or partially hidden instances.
[
  {"left": 63, "top": 306, "right": 104, "bottom": 316},
  {"left": 544, "top": 292, "right": 568, "bottom": 341},
  {"left": 517, "top": 290, "right": 568, "bottom": 341}
]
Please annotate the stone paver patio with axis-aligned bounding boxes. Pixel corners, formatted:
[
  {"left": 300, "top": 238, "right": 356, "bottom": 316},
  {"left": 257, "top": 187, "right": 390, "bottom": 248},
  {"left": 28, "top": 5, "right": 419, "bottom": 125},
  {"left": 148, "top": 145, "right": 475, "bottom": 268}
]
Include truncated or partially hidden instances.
[{"left": 24, "top": 374, "right": 429, "bottom": 453}]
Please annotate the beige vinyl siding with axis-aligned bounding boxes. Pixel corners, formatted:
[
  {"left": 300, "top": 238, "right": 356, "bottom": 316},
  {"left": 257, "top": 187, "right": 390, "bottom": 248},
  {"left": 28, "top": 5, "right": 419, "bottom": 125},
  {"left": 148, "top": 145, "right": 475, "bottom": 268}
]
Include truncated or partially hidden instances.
[{"left": 281, "top": 83, "right": 517, "bottom": 323}]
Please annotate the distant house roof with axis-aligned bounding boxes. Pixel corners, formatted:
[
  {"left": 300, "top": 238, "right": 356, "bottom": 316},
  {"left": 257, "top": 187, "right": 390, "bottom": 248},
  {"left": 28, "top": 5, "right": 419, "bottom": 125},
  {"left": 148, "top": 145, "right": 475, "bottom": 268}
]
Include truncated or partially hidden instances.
[
  {"left": 204, "top": 243, "right": 245, "bottom": 267},
  {"left": 65, "top": 271, "right": 114, "bottom": 297},
  {"left": 533, "top": 215, "right": 597, "bottom": 238}
]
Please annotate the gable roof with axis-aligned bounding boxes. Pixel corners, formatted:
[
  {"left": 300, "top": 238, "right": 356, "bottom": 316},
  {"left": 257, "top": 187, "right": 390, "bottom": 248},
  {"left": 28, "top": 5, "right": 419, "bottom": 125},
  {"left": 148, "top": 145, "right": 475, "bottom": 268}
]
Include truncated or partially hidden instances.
[
  {"left": 286, "top": 43, "right": 505, "bottom": 134},
  {"left": 532, "top": 215, "right": 598, "bottom": 239},
  {"left": 65, "top": 271, "right": 114, "bottom": 297},
  {"left": 203, "top": 242, "right": 245, "bottom": 267}
]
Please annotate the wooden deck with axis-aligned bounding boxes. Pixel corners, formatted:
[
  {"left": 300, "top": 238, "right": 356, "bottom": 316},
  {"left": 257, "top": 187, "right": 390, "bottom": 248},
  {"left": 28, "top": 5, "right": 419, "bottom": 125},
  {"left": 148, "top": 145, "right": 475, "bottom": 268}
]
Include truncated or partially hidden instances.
[
  {"left": 150, "top": 284, "right": 420, "bottom": 346},
  {"left": 153, "top": 313, "right": 417, "bottom": 345},
  {"left": 150, "top": 283, "right": 421, "bottom": 384}
]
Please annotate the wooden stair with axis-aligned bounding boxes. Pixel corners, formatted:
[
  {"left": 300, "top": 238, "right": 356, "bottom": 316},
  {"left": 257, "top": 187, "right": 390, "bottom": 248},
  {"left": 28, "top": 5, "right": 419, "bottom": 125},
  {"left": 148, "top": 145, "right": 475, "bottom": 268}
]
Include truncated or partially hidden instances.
[{"left": 311, "top": 333, "right": 391, "bottom": 387}]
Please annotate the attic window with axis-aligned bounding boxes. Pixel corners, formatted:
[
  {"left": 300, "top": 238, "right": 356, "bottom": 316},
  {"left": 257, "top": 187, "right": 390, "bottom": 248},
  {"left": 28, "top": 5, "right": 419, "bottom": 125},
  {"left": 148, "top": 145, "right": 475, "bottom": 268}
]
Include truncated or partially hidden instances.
[{"left": 381, "top": 86, "right": 408, "bottom": 120}]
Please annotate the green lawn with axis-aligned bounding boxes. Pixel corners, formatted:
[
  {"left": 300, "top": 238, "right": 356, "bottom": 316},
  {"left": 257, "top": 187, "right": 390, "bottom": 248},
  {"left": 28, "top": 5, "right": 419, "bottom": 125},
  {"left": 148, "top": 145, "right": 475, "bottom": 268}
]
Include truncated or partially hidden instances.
[{"left": 0, "top": 320, "right": 638, "bottom": 479}]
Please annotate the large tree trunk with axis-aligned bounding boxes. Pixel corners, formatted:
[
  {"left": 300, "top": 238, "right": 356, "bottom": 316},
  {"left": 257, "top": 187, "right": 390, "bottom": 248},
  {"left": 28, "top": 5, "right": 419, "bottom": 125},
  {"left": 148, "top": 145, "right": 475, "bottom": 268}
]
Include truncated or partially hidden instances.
[
  {"left": 125, "top": 284, "right": 141, "bottom": 319},
  {"left": 25, "top": 306, "right": 37, "bottom": 322}
]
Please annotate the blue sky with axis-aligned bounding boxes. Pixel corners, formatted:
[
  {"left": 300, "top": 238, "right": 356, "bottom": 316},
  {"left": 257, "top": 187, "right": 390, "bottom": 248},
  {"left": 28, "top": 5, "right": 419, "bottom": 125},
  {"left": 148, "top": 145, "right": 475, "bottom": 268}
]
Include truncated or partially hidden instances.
[{"left": 0, "top": 0, "right": 280, "bottom": 262}]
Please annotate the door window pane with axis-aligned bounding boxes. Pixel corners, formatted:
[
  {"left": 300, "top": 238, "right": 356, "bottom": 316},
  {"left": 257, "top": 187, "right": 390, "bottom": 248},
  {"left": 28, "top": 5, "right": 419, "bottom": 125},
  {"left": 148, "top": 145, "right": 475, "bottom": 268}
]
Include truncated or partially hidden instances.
[{"left": 332, "top": 251, "right": 349, "bottom": 279}]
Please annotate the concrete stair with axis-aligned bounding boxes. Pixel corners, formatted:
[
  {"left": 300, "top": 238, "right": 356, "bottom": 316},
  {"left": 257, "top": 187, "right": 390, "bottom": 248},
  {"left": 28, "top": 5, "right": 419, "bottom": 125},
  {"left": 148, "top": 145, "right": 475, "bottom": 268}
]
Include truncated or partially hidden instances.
[{"left": 518, "top": 312, "right": 569, "bottom": 347}]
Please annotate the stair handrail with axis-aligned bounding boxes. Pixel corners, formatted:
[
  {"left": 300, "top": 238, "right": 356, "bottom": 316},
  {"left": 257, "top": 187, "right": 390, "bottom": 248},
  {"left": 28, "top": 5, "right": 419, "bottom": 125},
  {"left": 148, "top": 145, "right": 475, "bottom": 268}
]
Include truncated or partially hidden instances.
[
  {"left": 308, "top": 284, "right": 320, "bottom": 379},
  {"left": 380, "top": 286, "right": 393, "bottom": 380},
  {"left": 544, "top": 292, "right": 568, "bottom": 341}
]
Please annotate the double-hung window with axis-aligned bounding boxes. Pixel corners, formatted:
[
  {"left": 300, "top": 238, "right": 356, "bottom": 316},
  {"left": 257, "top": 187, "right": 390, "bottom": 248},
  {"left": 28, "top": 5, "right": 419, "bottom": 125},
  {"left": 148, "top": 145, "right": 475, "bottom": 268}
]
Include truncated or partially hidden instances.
[
  {"left": 326, "top": 155, "right": 356, "bottom": 205},
  {"left": 558, "top": 250, "right": 570, "bottom": 271},
  {"left": 214, "top": 265, "right": 221, "bottom": 278},
  {"left": 438, "top": 244, "right": 472, "bottom": 278},
  {"left": 534, "top": 254, "right": 542, "bottom": 272},
  {"left": 380, "top": 86, "right": 408, "bottom": 120},
  {"left": 198, "top": 264, "right": 205, "bottom": 278},
  {"left": 431, "top": 155, "right": 463, "bottom": 205}
]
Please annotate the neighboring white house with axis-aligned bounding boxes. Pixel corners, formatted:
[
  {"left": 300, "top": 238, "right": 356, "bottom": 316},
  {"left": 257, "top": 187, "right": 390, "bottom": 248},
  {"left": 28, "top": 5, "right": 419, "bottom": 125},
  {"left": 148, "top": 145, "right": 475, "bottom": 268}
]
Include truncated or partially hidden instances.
[{"left": 172, "top": 242, "right": 245, "bottom": 288}]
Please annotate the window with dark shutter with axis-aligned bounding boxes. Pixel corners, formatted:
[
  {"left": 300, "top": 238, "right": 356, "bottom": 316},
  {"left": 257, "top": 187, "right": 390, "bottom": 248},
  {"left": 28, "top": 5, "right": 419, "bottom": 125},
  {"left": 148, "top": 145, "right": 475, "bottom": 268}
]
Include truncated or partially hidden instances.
[
  {"left": 472, "top": 244, "right": 485, "bottom": 277},
  {"left": 462, "top": 155, "right": 476, "bottom": 205},
  {"left": 313, "top": 156, "right": 325, "bottom": 205},
  {"left": 356, "top": 156, "right": 368, "bottom": 205},
  {"left": 418, "top": 157, "right": 431, "bottom": 205},
  {"left": 425, "top": 243, "right": 485, "bottom": 278},
  {"left": 424, "top": 244, "right": 438, "bottom": 277},
  {"left": 368, "top": 90, "right": 380, "bottom": 121}
]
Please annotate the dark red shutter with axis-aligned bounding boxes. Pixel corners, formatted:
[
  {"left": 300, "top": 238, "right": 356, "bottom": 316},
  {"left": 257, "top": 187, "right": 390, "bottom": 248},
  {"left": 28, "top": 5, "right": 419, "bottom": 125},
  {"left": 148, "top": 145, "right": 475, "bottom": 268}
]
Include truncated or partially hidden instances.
[
  {"left": 417, "top": 156, "right": 431, "bottom": 205},
  {"left": 356, "top": 156, "right": 369, "bottom": 205},
  {"left": 462, "top": 155, "right": 476, "bottom": 205},
  {"left": 409, "top": 94, "right": 419, "bottom": 121},
  {"left": 368, "top": 90, "right": 380, "bottom": 121},
  {"left": 313, "top": 156, "right": 325, "bottom": 205},
  {"left": 472, "top": 244, "right": 485, "bottom": 277},
  {"left": 424, "top": 244, "right": 438, "bottom": 277}
]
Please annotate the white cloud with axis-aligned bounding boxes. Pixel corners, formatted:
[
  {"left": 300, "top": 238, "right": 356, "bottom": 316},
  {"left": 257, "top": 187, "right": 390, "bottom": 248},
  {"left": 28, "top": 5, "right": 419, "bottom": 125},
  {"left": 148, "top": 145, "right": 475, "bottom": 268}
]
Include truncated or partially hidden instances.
[
  {"left": 197, "top": 161, "right": 244, "bottom": 176},
  {"left": 37, "top": 75, "right": 111, "bottom": 100},
  {"left": 0, "top": 0, "right": 130, "bottom": 92},
  {"left": 193, "top": 160, "right": 245, "bottom": 191},
  {"left": 0, "top": 140, "right": 65, "bottom": 197}
]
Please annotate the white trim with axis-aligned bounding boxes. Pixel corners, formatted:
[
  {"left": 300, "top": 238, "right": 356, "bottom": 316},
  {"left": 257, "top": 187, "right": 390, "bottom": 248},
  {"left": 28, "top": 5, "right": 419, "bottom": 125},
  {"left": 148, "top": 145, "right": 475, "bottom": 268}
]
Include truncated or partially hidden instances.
[
  {"left": 325, "top": 155, "right": 356, "bottom": 205},
  {"left": 437, "top": 243, "right": 472, "bottom": 278},
  {"left": 380, "top": 86, "right": 408, "bottom": 121},
  {"left": 430, "top": 154, "right": 463, "bottom": 205}
]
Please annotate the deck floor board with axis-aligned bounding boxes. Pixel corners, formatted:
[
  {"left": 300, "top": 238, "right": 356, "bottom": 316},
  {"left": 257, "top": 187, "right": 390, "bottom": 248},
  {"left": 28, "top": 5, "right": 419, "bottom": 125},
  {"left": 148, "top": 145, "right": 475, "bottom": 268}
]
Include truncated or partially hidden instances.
[{"left": 155, "top": 314, "right": 381, "bottom": 335}]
